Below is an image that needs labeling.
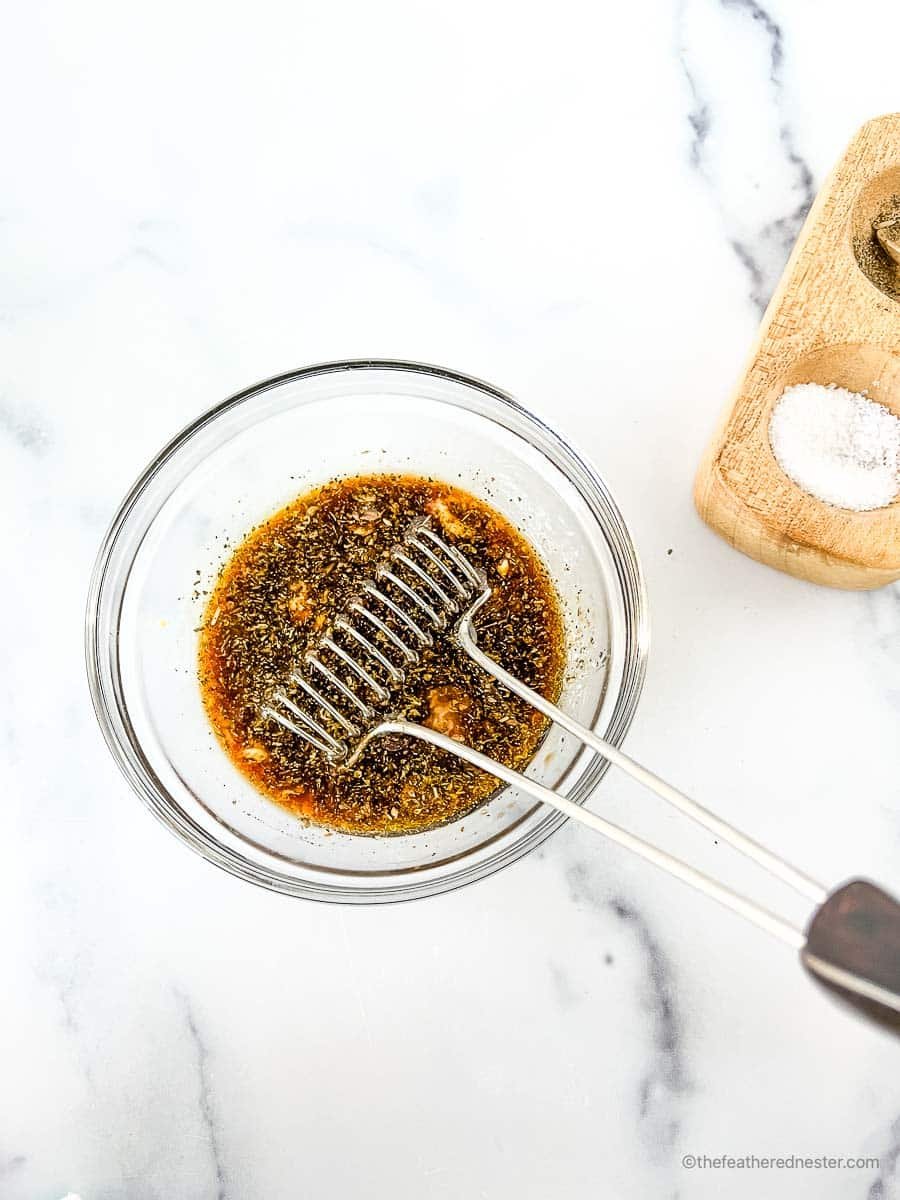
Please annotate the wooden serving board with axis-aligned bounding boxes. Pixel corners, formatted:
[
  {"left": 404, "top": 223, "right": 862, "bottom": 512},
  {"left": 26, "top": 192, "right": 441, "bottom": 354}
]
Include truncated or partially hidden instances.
[{"left": 694, "top": 112, "right": 900, "bottom": 589}]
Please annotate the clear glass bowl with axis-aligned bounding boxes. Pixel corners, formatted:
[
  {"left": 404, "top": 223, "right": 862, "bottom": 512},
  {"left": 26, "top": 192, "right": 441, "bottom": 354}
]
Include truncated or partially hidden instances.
[{"left": 86, "top": 361, "right": 649, "bottom": 902}]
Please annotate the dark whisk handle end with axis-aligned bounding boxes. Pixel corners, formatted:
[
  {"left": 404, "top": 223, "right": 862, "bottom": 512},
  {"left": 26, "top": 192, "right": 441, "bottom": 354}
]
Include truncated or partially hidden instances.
[{"left": 803, "top": 879, "right": 900, "bottom": 1018}]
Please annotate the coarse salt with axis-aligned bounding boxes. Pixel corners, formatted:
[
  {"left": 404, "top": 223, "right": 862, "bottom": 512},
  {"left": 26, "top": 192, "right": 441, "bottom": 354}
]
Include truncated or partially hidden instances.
[{"left": 768, "top": 382, "right": 900, "bottom": 511}]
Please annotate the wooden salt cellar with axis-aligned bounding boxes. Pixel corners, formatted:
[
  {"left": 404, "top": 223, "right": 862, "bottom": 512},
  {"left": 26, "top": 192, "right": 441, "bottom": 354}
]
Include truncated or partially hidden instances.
[{"left": 695, "top": 112, "right": 900, "bottom": 589}]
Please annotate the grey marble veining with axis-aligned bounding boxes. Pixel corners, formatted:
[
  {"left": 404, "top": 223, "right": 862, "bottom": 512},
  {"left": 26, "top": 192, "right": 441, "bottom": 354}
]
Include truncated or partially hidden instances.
[
  {"left": 566, "top": 860, "right": 690, "bottom": 1165},
  {"left": 678, "top": 0, "right": 816, "bottom": 312},
  {"left": 2, "top": 1, "right": 900, "bottom": 1198},
  {"left": 176, "top": 990, "right": 228, "bottom": 1200},
  {"left": 869, "top": 1115, "right": 900, "bottom": 1200},
  {"left": 0, "top": 395, "right": 51, "bottom": 455}
]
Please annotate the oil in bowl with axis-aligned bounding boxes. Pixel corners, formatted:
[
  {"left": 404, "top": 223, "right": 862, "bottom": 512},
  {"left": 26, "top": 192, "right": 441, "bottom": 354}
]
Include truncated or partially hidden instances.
[{"left": 198, "top": 474, "right": 565, "bottom": 836}]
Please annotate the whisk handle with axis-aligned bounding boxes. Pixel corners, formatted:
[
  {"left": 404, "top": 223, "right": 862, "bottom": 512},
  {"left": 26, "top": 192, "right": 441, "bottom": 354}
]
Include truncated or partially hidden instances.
[
  {"left": 802, "top": 880, "right": 900, "bottom": 1015},
  {"left": 457, "top": 622, "right": 826, "bottom": 904}
]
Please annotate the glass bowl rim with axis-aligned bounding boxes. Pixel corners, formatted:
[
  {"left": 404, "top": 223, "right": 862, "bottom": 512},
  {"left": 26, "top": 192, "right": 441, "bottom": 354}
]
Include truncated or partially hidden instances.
[{"left": 85, "top": 358, "right": 650, "bottom": 902}]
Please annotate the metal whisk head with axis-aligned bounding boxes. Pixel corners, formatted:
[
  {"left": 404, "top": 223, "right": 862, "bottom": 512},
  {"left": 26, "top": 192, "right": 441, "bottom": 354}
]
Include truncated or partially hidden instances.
[{"left": 262, "top": 520, "right": 490, "bottom": 763}]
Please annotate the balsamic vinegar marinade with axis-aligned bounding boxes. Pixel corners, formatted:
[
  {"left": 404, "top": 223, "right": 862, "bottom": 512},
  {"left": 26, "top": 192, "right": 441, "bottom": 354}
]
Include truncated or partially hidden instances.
[{"left": 198, "top": 474, "right": 565, "bottom": 835}]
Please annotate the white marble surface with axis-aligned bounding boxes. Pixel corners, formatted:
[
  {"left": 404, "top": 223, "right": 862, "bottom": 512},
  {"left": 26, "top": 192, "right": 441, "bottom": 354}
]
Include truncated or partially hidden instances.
[{"left": 2, "top": 2, "right": 900, "bottom": 1197}]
